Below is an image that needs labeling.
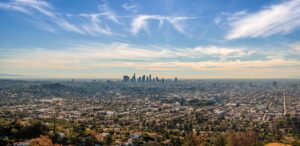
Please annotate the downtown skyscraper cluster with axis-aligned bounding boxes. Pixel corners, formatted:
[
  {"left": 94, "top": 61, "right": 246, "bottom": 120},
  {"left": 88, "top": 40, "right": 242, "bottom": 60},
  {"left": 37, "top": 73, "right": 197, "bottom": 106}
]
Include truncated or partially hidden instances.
[{"left": 123, "top": 73, "right": 177, "bottom": 83}]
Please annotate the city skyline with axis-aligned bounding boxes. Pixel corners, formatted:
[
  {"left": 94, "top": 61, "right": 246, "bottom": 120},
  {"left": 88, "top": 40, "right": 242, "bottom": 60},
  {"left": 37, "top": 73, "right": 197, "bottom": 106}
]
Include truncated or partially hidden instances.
[
  {"left": 0, "top": 0, "right": 300, "bottom": 79},
  {"left": 122, "top": 73, "right": 178, "bottom": 82}
]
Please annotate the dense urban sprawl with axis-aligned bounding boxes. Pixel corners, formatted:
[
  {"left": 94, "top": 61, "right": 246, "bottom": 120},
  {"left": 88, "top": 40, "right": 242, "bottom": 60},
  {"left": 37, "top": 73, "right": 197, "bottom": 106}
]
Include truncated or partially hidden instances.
[{"left": 0, "top": 77, "right": 299, "bottom": 146}]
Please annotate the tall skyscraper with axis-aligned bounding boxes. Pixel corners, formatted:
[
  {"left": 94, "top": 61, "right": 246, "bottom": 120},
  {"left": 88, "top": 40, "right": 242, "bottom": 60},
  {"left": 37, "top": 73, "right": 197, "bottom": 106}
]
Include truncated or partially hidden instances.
[
  {"left": 175, "top": 77, "right": 177, "bottom": 83},
  {"left": 123, "top": 75, "right": 130, "bottom": 82},
  {"left": 149, "top": 74, "right": 152, "bottom": 81},
  {"left": 156, "top": 77, "right": 159, "bottom": 82},
  {"left": 142, "top": 75, "right": 145, "bottom": 82},
  {"left": 132, "top": 73, "right": 136, "bottom": 82}
]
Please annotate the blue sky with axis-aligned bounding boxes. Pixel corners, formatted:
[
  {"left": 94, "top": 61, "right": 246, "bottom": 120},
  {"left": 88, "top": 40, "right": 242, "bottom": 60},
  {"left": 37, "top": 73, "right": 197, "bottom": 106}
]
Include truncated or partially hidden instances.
[{"left": 0, "top": 0, "right": 300, "bottom": 79}]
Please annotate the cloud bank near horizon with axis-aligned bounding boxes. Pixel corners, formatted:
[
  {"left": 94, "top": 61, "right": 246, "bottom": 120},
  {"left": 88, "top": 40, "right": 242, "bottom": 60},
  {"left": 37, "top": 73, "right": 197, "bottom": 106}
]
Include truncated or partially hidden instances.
[{"left": 1, "top": 42, "right": 299, "bottom": 78}]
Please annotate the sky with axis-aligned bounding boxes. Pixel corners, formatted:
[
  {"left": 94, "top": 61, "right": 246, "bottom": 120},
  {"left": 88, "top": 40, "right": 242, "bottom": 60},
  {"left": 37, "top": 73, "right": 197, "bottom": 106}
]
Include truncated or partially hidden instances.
[{"left": 0, "top": 0, "right": 300, "bottom": 79}]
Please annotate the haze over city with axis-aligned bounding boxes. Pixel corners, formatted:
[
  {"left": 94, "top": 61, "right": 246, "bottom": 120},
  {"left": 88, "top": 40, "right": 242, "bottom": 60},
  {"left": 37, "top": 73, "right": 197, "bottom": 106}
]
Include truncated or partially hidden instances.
[{"left": 1, "top": 0, "right": 300, "bottom": 79}]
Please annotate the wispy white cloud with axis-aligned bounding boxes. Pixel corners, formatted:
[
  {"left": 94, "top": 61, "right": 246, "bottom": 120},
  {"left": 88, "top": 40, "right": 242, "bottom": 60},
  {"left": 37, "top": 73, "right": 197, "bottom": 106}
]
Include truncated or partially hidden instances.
[
  {"left": 79, "top": 13, "right": 116, "bottom": 36},
  {"left": 0, "top": 1, "right": 29, "bottom": 14},
  {"left": 78, "top": 4, "right": 122, "bottom": 36},
  {"left": 122, "top": 3, "right": 138, "bottom": 13},
  {"left": 0, "top": 0, "right": 123, "bottom": 35},
  {"left": 15, "top": 0, "right": 55, "bottom": 17},
  {"left": 0, "top": 1, "right": 195, "bottom": 37},
  {"left": 0, "top": 0, "right": 84, "bottom": 34},
  {"left": 131, "top": 15, "right": 194, "bottom": 35},
  {"left": 131, "top": 15, "right": 154, "bottom": 34},
  {"left": 168, "top": 17, "right": 191, "bottom": 34},
  {"left": 55, "top": 17, "right": 85, "bottom": 34},
  {"left": 97, "top": 4, "right": 121, "bottom": 24},
  {"left": 186, "top": 46, "right": 254, "bottom": 59},
  {"left": 225, "top": 0, "right": 300, "bottom": 40}
]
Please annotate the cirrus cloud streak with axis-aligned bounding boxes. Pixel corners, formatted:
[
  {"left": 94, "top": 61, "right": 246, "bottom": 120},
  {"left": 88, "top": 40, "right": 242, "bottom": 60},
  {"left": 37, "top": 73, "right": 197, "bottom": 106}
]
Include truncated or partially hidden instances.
[{"left": 225, "top": 0, "right": 300, "bottom": 40}]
